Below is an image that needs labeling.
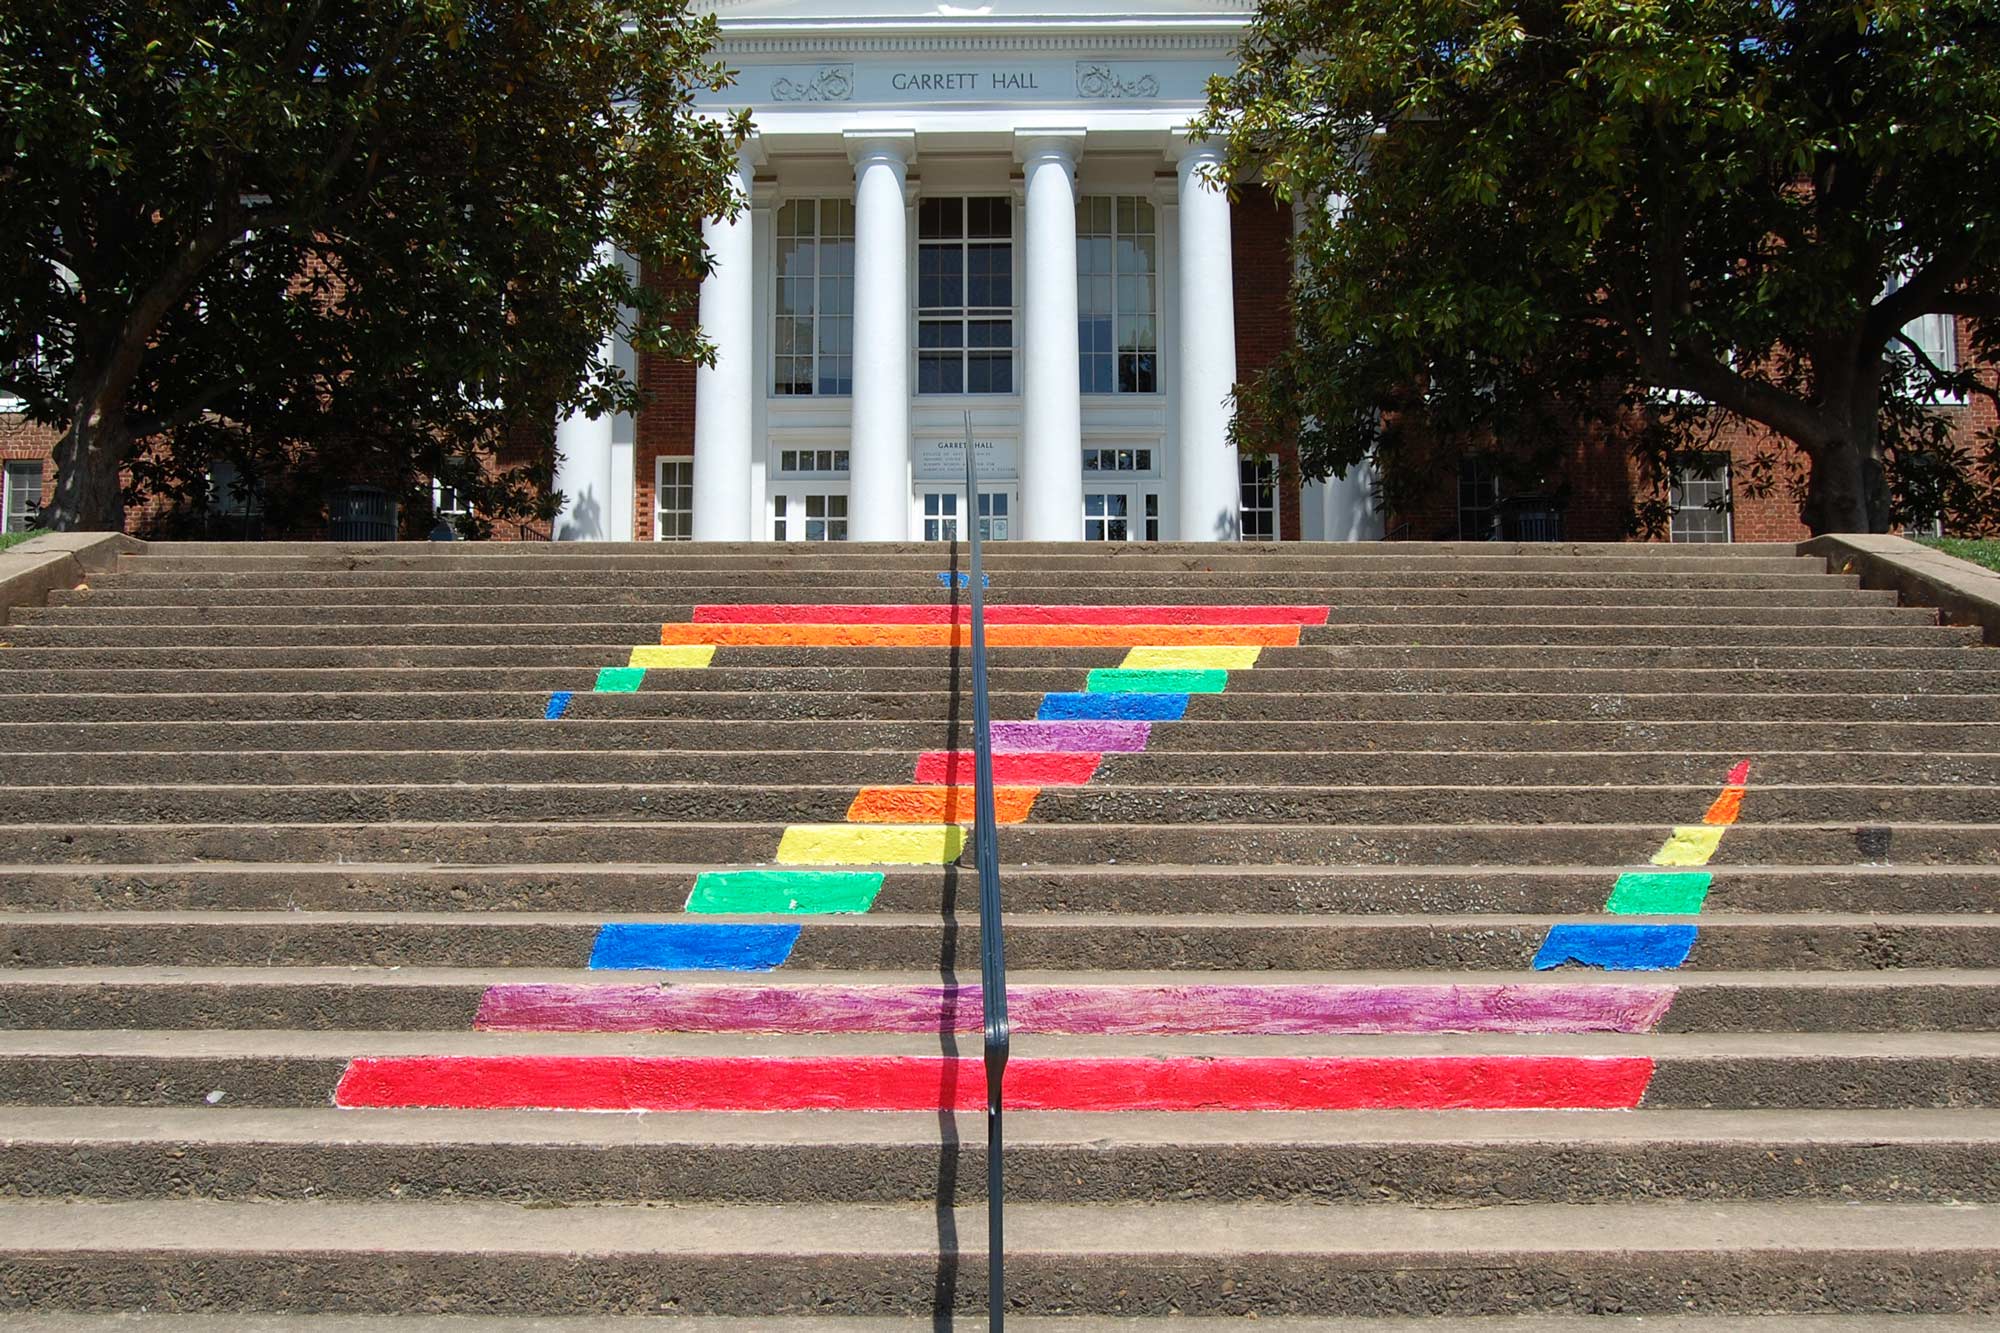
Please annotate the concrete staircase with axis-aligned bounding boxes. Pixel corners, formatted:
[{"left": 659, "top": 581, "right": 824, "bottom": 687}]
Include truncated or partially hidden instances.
[{"left": 0, "top": 539, "right": 1994, "bottom": 1326}]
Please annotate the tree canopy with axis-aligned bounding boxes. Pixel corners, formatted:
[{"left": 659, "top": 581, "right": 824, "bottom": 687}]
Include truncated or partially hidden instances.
[
  {"left": 0, "top": 0, "right": 746, "bottom": 533},
  {"left": 1196, "top": 0, "right": 2000, "bottom": 535}
]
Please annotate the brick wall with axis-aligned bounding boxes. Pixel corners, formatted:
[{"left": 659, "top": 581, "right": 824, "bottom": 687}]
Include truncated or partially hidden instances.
[
  {"left": 0, "top": 414, "right": 59, "bottom": 530},
  {"left": 632, "top": 263, "right": 699, "bottom": 542},
  {"left": 1230, "top": 187, "right": 1300, "bottom": 540}
]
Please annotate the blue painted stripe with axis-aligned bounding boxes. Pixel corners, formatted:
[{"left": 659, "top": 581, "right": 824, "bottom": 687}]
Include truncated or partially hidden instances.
[
  {"left": 543, "top": 692, "right": 572, "bottom": 720},
  {"left": 1532, "top": 923, "right": 1699, "bottom": 972},
  {"left": 588, "top": 923, "right": 801, "bottom": 972},
  {"left": 1037, "top": 692, "right": 1189, "bottom": 721}
]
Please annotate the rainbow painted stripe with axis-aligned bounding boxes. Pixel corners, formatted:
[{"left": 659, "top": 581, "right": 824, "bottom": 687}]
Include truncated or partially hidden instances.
[
  {"left": 1534, "top": 762, "right": 1749, "bottom": 971},
  {"left": 342, "top": 600, "right": 1701, "bottom": 1113}
]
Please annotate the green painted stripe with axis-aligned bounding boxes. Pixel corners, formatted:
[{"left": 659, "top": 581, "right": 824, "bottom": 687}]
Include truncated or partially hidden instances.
[
  {"left": 1604, "top": 871, "right": 1713, "bottom": 916},
  {"left": 688, "top": 869, "right": 886, "bottom": 915},
  {"left": 594, "top": 666, "right": 646, "bottom": 693},
  {"left": 1085, "top": 668, "right": 1228, "bottom": 694}
]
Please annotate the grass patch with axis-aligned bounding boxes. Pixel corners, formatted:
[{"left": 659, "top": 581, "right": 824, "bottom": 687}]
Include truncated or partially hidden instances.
[
  {"left": 1918, "top": 537, "right": 2000, "bottom": 574},
  {"left": 0, "top": 531, "right": 42, "bottom": 553}
]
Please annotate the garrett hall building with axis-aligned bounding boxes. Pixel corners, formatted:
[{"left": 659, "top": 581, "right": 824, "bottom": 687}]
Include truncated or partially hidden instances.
[{"left": 3, "top": 0, "right": 1991, "bottom": 543}]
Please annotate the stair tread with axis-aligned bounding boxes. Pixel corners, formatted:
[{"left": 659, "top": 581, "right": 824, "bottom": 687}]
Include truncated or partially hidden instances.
[
  {"left": 5, "top": 1029, "right": 1995, "bottom": 1057},
  {"left": 0, "top": 1197, "right": 1993, "bottom": 1256},
  {"left": 6, "top": 1104, "right": 1999, "bottom": 1146}
]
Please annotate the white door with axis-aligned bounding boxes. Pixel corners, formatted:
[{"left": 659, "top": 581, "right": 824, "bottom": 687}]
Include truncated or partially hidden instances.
[
  {"left": 1082, "top": 486, "right": 1161, "bottom": 541},
  {"left": 917, "top": 487, "right": 1016, "bottom": 541}
]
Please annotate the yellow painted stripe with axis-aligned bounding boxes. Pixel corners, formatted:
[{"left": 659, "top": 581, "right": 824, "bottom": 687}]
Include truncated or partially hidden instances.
[
  {"left": 1652, "top": 825, "right": 1725, "bottom": 867},
  {"left": 1119, "top": 645, "right": 1262, "bottom": 670},
  {"left": 776, "top": 823, "right": 966, "bottom": 866},
  {"left": 629, "top": 645, "right": 717, "bottom": 669}
]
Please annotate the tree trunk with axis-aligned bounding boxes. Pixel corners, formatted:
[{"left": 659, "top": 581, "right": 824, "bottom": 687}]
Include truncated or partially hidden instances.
[
  {"left": 44, "top": 389, "right": 133, "bottom": 532},
  {"left": 1801, "top": 432, "right": 1892, "bottom": 535}
]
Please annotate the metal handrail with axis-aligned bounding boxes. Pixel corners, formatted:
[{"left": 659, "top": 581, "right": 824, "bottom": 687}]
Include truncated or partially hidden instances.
[{"left": 962, "top": 414, "right": 1009, "bottom": 1329}]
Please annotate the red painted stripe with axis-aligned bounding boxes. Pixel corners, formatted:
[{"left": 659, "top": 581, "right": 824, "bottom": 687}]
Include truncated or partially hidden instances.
[
  {"left": 334, "top": 1054, "right": 1653, "bottom": 1112},
  {"left": 1726, "top": 760, "right": 1751, "bottom": 786},
  {"left": 692, "top": 604, "right": 1330, "bottom": 626},
  {"left": 914, "top": 751, "right": 1102, "bottom": 785}
]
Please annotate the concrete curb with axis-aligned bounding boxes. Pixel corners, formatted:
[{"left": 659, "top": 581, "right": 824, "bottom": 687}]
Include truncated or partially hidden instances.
[
  {"left": 1800, "top": 534, "right": 2000, "bottom": 646},
  {"left": 0, "top": 534, "right": 142, "bottom": 626}
]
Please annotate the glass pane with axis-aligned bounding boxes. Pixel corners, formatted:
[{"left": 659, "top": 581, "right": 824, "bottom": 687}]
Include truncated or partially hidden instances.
[
  {"left": 920, "top": 321, "right": 963, "bottom": 349},
  {"left": 969, "top": 196, "right": 1012, "bottom": 239},
  {"left": 919, "top": 354, "right": 963, "bottom": 395},
  {"left": 919, "top": 197, "right": 962, "bottom": 240},
  {"left": 1085, "top": 494, "right": 1105, "bottom": 516},
  {"left": 1106, "top": 516, "right": 1128, "bottom": 540}
]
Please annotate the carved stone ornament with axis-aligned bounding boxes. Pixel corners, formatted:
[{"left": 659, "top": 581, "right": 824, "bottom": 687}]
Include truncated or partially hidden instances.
[
  {"left": 1075, "top": 63, "right": 1160, "bottom": 99},
  {"left": 772, "top": 65, "right": 854, "bottom": 102}
]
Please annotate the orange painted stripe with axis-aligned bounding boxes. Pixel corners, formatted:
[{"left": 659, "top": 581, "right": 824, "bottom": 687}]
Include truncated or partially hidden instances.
[
  {"left": 660, "top": 623, "right": 1301, "bottom": 648},
  {"left": 1703, "top": 786, "right": 1745, "bottom": 826},
  {"left": 847, "top": 786, "right": 1040, "bottom": 824}
]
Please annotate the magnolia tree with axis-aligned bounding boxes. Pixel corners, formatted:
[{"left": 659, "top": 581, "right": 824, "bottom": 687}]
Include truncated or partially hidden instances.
[
  {"left": 1195, "top": 1, "right": 2000, "bottom": 535},
  {"left": 0, "top": 0, "right": 747, "bottom": 532}
]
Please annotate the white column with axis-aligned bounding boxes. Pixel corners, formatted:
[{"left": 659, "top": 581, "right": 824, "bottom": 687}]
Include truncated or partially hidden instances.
[
  {"left": 1016, "top": 130, "right": 1086, "bottom": 540},
  {"left": 846, "top": 131, "right": 916, "bottom": 542},
  {"left": 1174, "top": 137, "right": 1240, "bottom": 542},
  {"left": 691, "top": 148, "right": 758, "bottom": 540},
  {"left": 552, "top": 240, "right": 620, "bottom": 541}
]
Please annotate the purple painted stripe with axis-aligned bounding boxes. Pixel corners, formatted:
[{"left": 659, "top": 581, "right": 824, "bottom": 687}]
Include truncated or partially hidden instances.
[
  {"left": 476, "top": 981, "right": 1677, "bottom": 1036},
  {"left": 988, "top": 720, "right": 1152, "bottom": 753}
]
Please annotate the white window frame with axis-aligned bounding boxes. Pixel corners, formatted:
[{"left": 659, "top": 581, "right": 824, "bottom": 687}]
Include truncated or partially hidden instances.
[
  {"left": 1077, "top": 195, "right": 1159, "bottom": 395},
  {"left": 431, "top": 477, "right": 472, "bottom": 519},
  {"left": 1082, "top": 486, "right": 1162, "bottom": 542},
  {"left": 774, "top": 447, "right": 850, "bottom": 478},
  {"left": 1670, "top": 456, "right": 1733, "bottom": 543},
  {"left": 773, "top": 198, "right": 855, "bottom": 397},
  {"left": 3, "top": 461, "right": 42, "bottom": 533},
  {"left": 653, "top": 457, "right": 693, "bottom": 541},
  {"left": 1, "top": 335, "right": 45, "bottom": 414},
  {"left": 1894, "top": 310, "right": 1964, "bottom": 405},
  {"left": 916, "top": 196, "right": 1015, "bottom": 396},
  {"left": 1239, "top": 456, "right": 1280, "bottom": 541},
  {"left": 917, "top": 487, "right": 1014, "bottom": 542},
  {"left": 771, "top": 488, "right": 849, "bottom": 541}
]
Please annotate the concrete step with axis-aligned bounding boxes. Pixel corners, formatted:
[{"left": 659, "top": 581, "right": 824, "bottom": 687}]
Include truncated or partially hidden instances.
[
  {"left": 51, "top": 574, "right": 1878, "bottom": 601},
  {"left": 18, "top": 748, "right": 2000, "bottom": 790},
  {"left": 0, "top": 780, "right": 1990, "bottom": 827},
  {"left": 13, "top": 621, "right": 1969, "bottom": 649},
  {"left": 8, "top": 641, "right": 1997, "bottom": 673},
  {"left": 11, "top": 665, "right": 2000, "bottom": 699},
  {"left": 2, "top": 819, "right": 1988, "bottom": 866},
  {"left": 2, "top": 1029, "right": 1996, "bottom": 1110},
  {"left": 1, "top": 1106, "right": 1993, "bottom": 1206},
  {"left": 10, "top": 689, "right": 1998, "bottom": 725},
  {"left": 115, "top": 543, "right": 1825, "bottom": 568},
  {"left": 3, "top": 718, "right": 1993, "bottom": 755},
  {"left": 2, "top": 964, "right": 1993, "bottom": 1030},
  {"left": 5, "top": 862, "right": 1992, "bottom": 915},
  {"left": 6, "top": 1318, "right": 1994, "bottom": 1333},
  {"left": 0, "top": 1196, "right": 1995, "bottom": 1317},
  {"left": 4, "top": 607, "right": 1941, "bottom": 648}
]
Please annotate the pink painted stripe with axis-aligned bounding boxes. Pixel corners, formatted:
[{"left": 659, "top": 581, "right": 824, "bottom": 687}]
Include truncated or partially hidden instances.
[
  {"left": 914, "top": 751, "right": 1103, "bottom": 786},
  {"left": 1726, "top": 759, "right": 1751, "bottom": 786},
  {"left": 476, "top": 982, "right": 1677, "bottom": 1036},
  {"left": 335, "top": 1054, "right": 1655, "bottom": 1112},
  {"left": 691, "top": 604, "right": 1330, "bottom": 626},
  {"left": 989, "top": 720, "right": 1150, "bottom": 752}
]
